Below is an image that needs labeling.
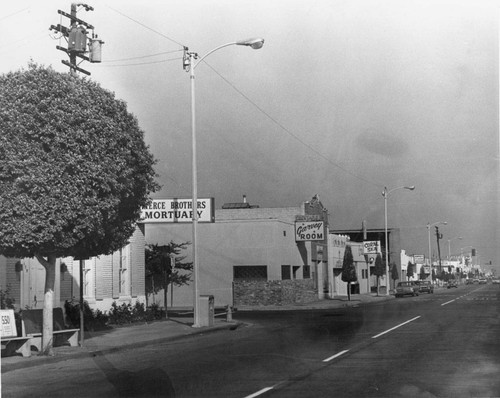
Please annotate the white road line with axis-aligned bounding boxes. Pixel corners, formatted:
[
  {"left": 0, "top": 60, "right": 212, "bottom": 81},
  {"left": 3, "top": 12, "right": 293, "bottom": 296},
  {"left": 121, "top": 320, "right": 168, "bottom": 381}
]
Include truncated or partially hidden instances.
[
  {"left": 441, "top": 299, "right": 456, "bottom": 306},
  {"left": 323, "top": 349, "right": 350, "bottom": 362},
  {"left": 372, "top": 316, "right": 421, "bottom": 339},
  {"left": 244, "top": 387, "right": 274, "bottom": 398}
]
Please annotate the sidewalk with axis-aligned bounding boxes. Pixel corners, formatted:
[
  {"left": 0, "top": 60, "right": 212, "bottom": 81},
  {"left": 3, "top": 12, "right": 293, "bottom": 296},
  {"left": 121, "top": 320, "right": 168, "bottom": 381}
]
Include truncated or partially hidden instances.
[{"left": 1, "top": 293, "right": 393, "bottom": 373}]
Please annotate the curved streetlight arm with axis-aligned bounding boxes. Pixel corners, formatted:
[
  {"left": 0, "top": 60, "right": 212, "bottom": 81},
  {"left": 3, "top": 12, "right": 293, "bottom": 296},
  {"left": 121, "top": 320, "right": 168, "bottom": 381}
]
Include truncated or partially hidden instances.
[
  {"left": 192, "top": 38, "right": 265, "bottom": 70},
  {"left": 383, "top": 185, "right": 415, "bottom": 197}
]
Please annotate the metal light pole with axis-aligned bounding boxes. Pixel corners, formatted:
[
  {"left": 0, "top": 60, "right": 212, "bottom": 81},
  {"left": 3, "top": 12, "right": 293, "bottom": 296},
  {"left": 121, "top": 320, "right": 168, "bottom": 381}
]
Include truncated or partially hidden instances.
[
  {"left": 427, "top": 221, "right": 447, "bottom": 280},
  {"left": 184, "top": 38, "right": 264, "bottom": 327},
  {"left": 382, "top": 185, "right": 415, "bottom": 295},
  {"left": 447, "top": 236, "right": 462, "bottom": 259}
]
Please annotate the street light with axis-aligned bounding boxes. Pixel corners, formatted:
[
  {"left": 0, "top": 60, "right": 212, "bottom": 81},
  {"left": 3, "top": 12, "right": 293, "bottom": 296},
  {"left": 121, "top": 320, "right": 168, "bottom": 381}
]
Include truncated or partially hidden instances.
[
  {"left": 184, "top": 38, "right": 264, "bottom": 327},
  {"left": 447, "top": 236, "right": 462, "bottom": 259},
  {"left": 427, "top": 221, "right": 447, "bottom": 280},
  {"left": 382, "top": 185, "right": 415, "bottom": 295}
]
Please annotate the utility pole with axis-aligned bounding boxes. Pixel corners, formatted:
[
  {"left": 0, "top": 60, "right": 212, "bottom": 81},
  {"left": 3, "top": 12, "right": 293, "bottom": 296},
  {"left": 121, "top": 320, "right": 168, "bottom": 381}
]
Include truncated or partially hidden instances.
[
  {"left": 50, "top": 3, "right": 104, "bottom": 76},
  {"left": 435, "top": 226, "right": 443, "bottom": 278}
]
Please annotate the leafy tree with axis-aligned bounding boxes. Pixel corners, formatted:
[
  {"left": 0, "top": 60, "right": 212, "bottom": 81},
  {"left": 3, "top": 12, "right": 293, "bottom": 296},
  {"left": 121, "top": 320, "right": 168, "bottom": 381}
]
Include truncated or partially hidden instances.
[
  {"left": 341, "top": 245, "right": 357, "bottom": 301},
  {"left": 407, "top": 261, "right": 414, "bottom": 280},
  {"left": 373, "top": 253, "right": 385, "bottom": 296},
  {"left": 0, "top": 64, "right": 159, "bottom": 354},
  {"left": 145, "top": 241, "right": 193, "bottom": 309},
  {"left": 390, "top": 262, "right": 399, "bottom": 289},
  {"left": 419, "top": 264, "right": 427, "bottom": 280}
]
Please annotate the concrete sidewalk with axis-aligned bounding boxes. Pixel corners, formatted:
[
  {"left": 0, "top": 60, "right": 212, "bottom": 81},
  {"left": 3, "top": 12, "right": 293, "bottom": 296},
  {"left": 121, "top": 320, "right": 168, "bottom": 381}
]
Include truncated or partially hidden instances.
[{"left": 1, "top": 293, "right": 393, "bottom": 373}]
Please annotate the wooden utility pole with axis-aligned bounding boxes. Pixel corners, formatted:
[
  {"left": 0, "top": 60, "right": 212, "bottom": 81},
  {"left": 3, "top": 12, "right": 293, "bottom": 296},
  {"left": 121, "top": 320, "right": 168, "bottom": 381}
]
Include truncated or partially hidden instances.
[{"left": 50, "top": 3, "right": 103, "bottom": 76}]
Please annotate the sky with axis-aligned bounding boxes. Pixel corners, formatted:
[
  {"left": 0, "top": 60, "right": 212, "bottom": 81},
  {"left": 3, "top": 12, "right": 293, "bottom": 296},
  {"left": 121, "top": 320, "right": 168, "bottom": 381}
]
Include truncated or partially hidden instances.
[{"left": 1, "top": 0, "right": 498, "bottom": 273}]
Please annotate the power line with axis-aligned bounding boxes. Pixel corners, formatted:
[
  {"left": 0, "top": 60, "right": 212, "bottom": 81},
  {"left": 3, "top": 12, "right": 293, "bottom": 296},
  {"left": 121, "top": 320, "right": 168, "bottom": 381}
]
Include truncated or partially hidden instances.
[
  {"left": 97, "top": 57, "right": 182, "bottom": 68},
  {"left": 204, "top": 61, "right": 381, "bottom": 189},
  {"left": 104, "top": 49, "right": 183, "bottom": 63},
  {"left": 0, "top": 7, "right": 29, "bottom": 23},
  {"left": 106, "top": 5, "right": 185, "bottom": 49}
]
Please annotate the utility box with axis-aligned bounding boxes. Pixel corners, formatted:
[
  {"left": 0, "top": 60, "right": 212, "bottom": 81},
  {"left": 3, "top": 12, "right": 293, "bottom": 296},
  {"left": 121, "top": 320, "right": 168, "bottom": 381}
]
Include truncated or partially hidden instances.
[
  {"left": 68, "top": 25, "right": 87, "bottom": 53},
  {"left": 199, "top": 295, "right": 214, "bottom": 327}
]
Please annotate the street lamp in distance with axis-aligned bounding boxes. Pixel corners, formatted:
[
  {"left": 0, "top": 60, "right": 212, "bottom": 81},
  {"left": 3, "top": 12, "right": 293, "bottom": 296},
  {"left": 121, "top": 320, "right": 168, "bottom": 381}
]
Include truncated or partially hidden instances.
[{"left": 382, "top": 185, "right": 415, "bottom": 295}]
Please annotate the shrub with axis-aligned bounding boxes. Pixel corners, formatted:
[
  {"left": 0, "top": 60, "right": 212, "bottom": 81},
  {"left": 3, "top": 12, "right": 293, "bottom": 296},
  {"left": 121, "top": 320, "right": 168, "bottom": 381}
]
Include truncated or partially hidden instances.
[
  {"left": 64, "top": 299, "right": 109, "bottom": 331},
  {"left": 0, "top": 285, "right": 15, "bottom": 309},
  {"left": 107, "top": 301, "right": 165, "bottom": 325}
]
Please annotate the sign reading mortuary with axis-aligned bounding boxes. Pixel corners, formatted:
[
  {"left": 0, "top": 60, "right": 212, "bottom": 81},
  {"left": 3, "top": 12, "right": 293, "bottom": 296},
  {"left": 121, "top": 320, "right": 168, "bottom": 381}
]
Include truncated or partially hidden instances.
[{"left": 140, "top": 198, "right": 215, "bottom": 223}]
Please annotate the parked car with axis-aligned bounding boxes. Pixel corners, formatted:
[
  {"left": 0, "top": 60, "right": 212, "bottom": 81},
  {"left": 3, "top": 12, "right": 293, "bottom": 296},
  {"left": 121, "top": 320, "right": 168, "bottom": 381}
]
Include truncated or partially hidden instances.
[
  {"left": 418, "top": 280, "right": 434, "bottom": 294},
  {"left": 395, "top": 281, "right": 420, "bottom": 297},
  {"left": 492, "top": 278, "right": 500, "bottom": 284},
  {"left": 447, "top": 280, "right": 458, "bottom": 288},
  {"left": 465, "top": 279, "right": 473, "bottom": 285},
  {"left": 479, "top": 278, "right": 487, "bottom": 284}
]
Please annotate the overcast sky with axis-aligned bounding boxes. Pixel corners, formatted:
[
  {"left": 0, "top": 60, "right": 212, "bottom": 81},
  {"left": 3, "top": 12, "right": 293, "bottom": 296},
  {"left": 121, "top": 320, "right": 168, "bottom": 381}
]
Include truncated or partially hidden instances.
[{"left": 1, "top": 0, "right": 498, "bottom": 272}]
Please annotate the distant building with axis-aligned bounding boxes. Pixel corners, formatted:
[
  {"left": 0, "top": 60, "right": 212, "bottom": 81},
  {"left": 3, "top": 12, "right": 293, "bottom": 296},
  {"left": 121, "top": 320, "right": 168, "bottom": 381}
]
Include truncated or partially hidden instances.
[{"left": 145, "top": 196, "right": 328, "bottom": 308}]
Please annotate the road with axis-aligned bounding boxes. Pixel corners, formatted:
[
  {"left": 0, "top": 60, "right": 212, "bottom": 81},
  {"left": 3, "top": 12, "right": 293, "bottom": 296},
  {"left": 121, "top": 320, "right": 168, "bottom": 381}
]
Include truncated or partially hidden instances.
[{"left": 2, "top": 284, "right": 499, "bottom": 397}]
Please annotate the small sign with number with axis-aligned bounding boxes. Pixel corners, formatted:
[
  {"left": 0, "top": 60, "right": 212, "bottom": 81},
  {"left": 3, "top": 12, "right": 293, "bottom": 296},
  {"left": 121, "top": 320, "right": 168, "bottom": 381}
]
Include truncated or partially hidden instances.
[{"left": 1, "top": 309, "right": 17, "bottom": 338}]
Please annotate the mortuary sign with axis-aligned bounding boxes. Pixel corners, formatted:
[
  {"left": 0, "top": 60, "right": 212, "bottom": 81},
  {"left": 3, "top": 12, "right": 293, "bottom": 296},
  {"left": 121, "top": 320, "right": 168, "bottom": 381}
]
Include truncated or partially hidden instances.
[{"left": 140, "top": 198, "right": 215, "bottom": 223}]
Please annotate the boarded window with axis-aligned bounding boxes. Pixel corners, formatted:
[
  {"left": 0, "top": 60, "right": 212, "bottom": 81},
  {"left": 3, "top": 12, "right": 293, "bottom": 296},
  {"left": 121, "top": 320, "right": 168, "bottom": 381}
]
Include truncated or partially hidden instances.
[
  {"left": 233, "top": 266, "right": 268, "bottom": 281},
  {"left": 281, "top": 265, "right": 291, "bottom": 280}
]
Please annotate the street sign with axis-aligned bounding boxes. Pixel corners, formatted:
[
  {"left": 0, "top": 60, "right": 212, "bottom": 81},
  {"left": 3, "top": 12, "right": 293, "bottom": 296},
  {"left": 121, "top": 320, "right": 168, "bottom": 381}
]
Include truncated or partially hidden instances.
[
  {"left": 1, "top": 309, "right": 17, "bottom": 338},
  {"left": 363, "top": 241, "right": 381, "bottom": 255}
]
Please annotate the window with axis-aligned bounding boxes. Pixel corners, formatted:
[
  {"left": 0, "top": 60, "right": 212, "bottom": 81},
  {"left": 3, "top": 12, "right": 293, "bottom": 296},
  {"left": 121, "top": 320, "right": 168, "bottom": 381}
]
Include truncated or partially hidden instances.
[
  {"left": 119, "top": 246, "right": 130, "bottom": 296},
  {"left": 281, "top": 265, "right": 291, "bottom": 280},
  {"left": 83, "top": 259, "right": 94, "bottom": 299},
  {"left": 292, "top": 266, "right": 300, "bottom": 279},
  {"left": 362, "top": 269, "right": 368, "bottom": 279},
  {"left": 233, "top": 266, "right": 267, "bottom": 281},
  {"left": 303, "top": 265, "right": 311, "bottom": 279}
]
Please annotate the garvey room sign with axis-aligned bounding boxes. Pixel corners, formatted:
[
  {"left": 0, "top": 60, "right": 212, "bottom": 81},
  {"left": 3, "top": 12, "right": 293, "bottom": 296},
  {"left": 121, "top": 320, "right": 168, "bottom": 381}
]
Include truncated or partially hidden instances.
[
  {"left": 295, "top": 221, "right": 325, "bottom": 241},
  {"left": 140, "top": 198, "right": 215, "bottom": 223}
]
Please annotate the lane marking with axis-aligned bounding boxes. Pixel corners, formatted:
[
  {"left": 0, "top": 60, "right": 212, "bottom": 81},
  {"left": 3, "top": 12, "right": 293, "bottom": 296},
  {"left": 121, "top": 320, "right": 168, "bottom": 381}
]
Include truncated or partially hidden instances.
[
  {"left": 323, "top": 349, "right": 349, "bottom": 362},
  {"left": 441, "top": 299, "right": 456, "bottom": 306},
  {"left": 372, "top": 316, "right": 421, "bottom": 339},
  {"left": 244, "top": 387, "right": 274, "bottom": 398}
]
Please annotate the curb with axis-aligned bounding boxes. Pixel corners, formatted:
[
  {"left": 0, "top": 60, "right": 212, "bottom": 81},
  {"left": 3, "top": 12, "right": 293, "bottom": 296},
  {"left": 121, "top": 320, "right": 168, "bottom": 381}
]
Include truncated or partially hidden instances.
[{"left": 1, "top": 321, "right": 244, "bottom": 373}]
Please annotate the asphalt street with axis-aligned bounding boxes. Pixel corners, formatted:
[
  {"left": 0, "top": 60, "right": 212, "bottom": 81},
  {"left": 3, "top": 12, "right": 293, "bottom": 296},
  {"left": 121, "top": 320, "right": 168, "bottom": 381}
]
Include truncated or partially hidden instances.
[{"left": 1, "top": 284, "right": 499, "bottom": 398}]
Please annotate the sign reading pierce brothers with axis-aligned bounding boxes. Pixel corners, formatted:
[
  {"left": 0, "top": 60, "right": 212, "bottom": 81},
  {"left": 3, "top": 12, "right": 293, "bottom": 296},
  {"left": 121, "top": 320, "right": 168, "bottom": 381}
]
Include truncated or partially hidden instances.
[{"left": 140, "top": 198, "right": 215, "bottom": 223}]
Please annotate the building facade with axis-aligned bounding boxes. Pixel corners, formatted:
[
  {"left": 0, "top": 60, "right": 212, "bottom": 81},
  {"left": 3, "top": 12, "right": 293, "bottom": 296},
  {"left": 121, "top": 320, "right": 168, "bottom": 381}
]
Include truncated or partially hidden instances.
[
  {"left": 0, "top": 225, "right": 146, "bottom": 312},
  {"left": 144, "top": 197, "right": 328, "bottom": 308}
]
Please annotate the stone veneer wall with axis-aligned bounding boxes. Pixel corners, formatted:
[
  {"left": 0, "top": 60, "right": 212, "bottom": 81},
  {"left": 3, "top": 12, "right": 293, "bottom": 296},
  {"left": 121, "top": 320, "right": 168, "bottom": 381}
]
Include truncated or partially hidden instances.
[{"left": 233, "top": 279, "right": 316, "bottom": 307}]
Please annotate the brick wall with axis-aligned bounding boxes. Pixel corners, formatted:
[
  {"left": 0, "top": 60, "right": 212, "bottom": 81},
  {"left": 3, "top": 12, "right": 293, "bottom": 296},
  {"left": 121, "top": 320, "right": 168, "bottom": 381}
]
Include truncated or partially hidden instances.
[{"left": 233, "top": 279, "right": 316, "bottom": 307}]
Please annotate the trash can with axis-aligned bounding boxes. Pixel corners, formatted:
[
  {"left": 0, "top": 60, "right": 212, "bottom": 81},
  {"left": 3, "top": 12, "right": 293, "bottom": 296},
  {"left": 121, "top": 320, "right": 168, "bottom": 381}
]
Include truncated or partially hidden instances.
[{"left": 199, "top": 295, "right": 214, "bottom": 327}]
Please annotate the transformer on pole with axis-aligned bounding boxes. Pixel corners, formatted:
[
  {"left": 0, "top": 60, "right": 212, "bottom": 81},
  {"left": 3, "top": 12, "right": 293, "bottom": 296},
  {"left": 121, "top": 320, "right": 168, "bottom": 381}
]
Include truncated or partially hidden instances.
[{"left": 50, "top": 3, "right": 104, "bottom": 76}]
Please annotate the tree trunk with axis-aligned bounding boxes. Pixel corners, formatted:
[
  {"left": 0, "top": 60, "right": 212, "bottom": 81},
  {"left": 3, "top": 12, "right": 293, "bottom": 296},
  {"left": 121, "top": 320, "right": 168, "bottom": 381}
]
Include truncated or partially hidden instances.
[
  {"left": 36, "top": 253, "right": 57, "bottom": 356},
  {"left": 347, "top": 282, "right": 351, "bottom": 301}
]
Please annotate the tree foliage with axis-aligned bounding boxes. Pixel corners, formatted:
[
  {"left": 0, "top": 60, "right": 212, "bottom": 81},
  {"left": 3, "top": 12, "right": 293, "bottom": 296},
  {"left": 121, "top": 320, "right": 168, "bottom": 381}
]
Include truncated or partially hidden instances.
[
  {"left": 373, "top": 253, "right": 385, "bottom": 278},
  {"left": 407, "top": 261, "right": 414, "bottom": 280},
  {"left": 341, "top": 245, "right": 357, "bottom": 300},
  {"left": 145, "top": 241, "right": 193, "bottom": 297},
  {"left": 0, "top": 63, "right": 159, "bottom": 259},
  {"left": 419, "top": 264, "right": 427, "bottom": 280},
  {"left": 0, "top": 63, "right": 159, "bottom": 353},
  {"left": 390, "top": 262, "right": 399, "bottom": 282},
  {"left": 341, "top": 245, "right": 357, "bottom": 283}
]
